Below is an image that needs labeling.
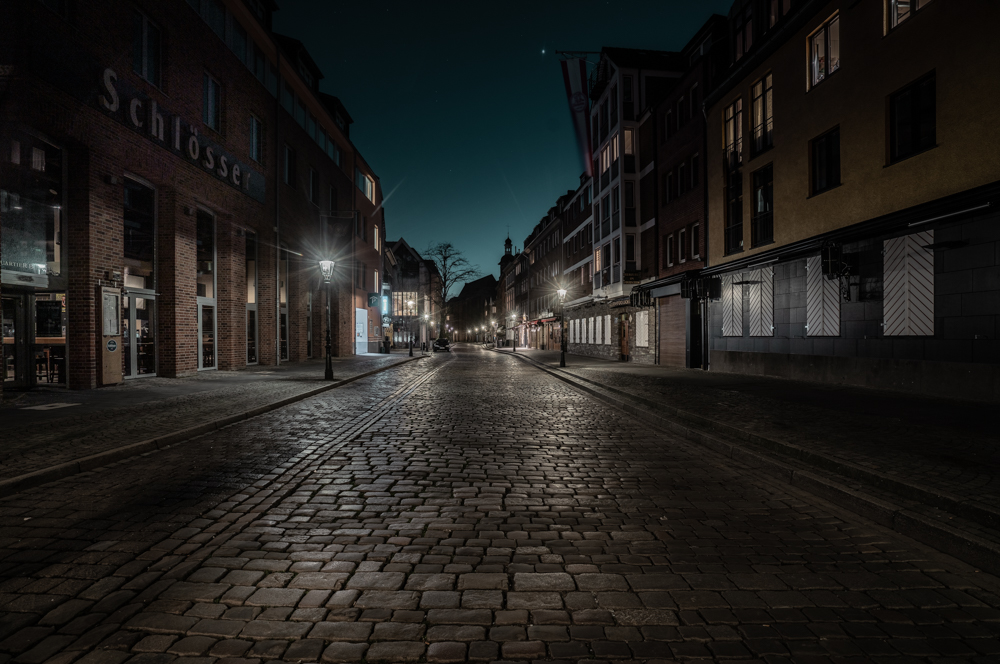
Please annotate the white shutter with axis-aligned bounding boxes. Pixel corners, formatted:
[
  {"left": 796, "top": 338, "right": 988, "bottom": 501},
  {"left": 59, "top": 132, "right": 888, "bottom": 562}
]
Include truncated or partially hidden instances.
[
  {"left": 596, "top": 316, "right": 602, "bottom": 345},
  {"left": 721, "top": 274, "right": 742, "bottom": 337},
  {"left": 588, "top": 317, "right": 594, "bottom": 343},
  {"left": 884, "top": 231, "right": 934, "bottom": 336},
  {"left": 573, "top": 319, "right": 578, "bottom": 343},
  {"left": 636, "top": 311, "right": 649, "bottom": 347},
  {"left": 806, "top": 256, "right": 841, "bottom": 337},
  {"left": 605, "top": 315, "right": 611, "bottom": 345},
  {"left": 747, "top": 267, "right": 774, "bottom": 337}
]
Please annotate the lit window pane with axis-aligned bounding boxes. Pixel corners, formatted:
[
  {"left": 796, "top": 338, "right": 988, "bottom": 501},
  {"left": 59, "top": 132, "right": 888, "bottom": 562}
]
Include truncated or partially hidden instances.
[
  {"left": 811, "top": 30, "right": 826, "bottom": 85},
  {"left": 829, "top": 17, "right": 840, "bottom": 74}
]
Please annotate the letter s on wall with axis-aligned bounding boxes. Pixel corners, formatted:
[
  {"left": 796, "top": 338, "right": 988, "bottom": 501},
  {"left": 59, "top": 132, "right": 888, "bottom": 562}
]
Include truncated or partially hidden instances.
[{"left": 100, "top": 69, "right": 119, "bottom": 112}]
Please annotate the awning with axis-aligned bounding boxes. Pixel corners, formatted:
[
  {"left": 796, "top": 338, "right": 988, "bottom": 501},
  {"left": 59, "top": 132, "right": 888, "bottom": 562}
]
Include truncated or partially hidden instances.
[{"left": 607, "top": 296, "right": 631, "bottom": 308}]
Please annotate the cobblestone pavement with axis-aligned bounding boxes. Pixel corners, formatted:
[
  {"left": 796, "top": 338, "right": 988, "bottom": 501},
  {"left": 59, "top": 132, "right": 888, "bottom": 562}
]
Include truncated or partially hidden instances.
[
  {"left": 501, "top": 348, "right": 1000, "bottom": 521},
  {"left": 0, "top": 354, "right": 412, "bottom": 481},
  {"left": 3, "top": 345, "right": 1000, "bottom": 663}
]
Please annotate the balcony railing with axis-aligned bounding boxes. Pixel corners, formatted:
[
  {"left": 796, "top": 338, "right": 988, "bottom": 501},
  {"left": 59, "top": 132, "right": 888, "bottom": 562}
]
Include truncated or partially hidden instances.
[
  {"left": 752, "top": 120, "right": 773, "bottom": 155},
  {"left": 724, "top": 140, "right": 743, "bottom": 171}
]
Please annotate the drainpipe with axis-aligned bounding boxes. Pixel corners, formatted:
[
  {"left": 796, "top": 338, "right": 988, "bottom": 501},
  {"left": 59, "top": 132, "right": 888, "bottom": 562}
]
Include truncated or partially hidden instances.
[{"left": 274, "top": 50, "right": 281, "bottom": 366}]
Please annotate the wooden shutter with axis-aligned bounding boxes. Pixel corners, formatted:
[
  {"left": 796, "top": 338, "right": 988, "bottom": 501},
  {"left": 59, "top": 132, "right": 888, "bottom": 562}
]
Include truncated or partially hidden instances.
[
  {"left": 636, "top": 311, "right": 649, "bottom": 347},
  {"left": 806, "top": 256, "right": 841, "bottom": 336},
  {"left": 604, "top": 315, "right": 611, "bottom": 344},
  {"left": 658, "top": 295, "right": 686, "bottom": 366},
  {"left": 721, "top": 274, "right": 742, "bottom": 336},
  {"left": 747, "top": 267, "right": 774, "bottom": 337},
  {"left": 884, "top": 230, "right": 934, "bottom": 336}
]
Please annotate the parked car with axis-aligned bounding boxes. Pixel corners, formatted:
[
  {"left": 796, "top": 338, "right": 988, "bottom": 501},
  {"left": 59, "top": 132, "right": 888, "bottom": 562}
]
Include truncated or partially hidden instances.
[{"left": 432, "top": 338, "right": 451, "bottom": 352}]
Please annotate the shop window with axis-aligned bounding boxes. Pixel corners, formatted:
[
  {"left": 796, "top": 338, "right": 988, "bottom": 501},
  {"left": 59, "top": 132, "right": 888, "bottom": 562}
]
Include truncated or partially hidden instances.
[
  {"left": 123, "top": 180, "right": 155, "bottom": 290},
  {"left": 196, "top": 211, "right": 215, "bottom": 299}
]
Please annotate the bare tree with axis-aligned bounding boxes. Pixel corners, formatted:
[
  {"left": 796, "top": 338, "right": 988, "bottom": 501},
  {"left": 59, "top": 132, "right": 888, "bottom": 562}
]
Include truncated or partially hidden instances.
[{"left": 424, "top": 242, "right": 482, "bottom": 339}]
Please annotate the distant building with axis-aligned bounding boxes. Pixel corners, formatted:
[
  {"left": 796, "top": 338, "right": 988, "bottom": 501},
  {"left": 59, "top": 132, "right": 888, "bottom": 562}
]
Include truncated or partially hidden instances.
[
  {"left": 386, "top": 239, "right": 440, "bottom": 348},
  {"left": 448, "top": 275, "right": 498, "bottom": 342}
]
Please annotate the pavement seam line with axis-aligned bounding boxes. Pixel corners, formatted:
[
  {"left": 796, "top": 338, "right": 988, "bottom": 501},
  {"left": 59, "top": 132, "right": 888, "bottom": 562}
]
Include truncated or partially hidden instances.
[
  {"left": 0, "top": 356, "right": 429, "bottom": 500},
  {"left": 493, "top": 349, "right": 1000, "bottom": 576}
]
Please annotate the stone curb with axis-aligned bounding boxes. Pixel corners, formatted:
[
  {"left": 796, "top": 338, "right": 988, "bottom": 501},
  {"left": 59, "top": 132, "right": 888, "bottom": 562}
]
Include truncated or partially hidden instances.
[
  {"left": 494, "top": 349, "right": 1000, "bottom": 575},
  {"left": 0, "top": 356, "right": 427, "bottom": 500}
]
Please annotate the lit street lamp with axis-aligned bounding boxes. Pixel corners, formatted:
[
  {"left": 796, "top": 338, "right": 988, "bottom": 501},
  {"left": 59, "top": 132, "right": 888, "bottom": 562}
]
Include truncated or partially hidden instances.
[
  {"left": 407, "top": 300, "right": 414, "bottom": 357},
  {"left": 557, "top": 288, "right": 567, "bottom": 368},
  {"left": 319, "top": 259, "right": 336, "bottom": 380},
  {"left": 511, "top": 312, "right": 517, "bottom": 352}
]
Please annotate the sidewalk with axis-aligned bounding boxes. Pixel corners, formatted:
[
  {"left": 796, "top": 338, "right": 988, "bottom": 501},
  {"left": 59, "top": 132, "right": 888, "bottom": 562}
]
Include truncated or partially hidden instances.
[
  {"left": 496, "top": 347, "right": 1000, "bottom": 569},
  {"left": 0, "top": 351, "right": 421, "bottom": 486}
]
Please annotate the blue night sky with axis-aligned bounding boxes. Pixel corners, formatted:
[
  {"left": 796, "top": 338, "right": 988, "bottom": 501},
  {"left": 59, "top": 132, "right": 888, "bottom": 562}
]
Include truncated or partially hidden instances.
[{"left": 274, "top": 0, "right": 735, "bottom": 282}]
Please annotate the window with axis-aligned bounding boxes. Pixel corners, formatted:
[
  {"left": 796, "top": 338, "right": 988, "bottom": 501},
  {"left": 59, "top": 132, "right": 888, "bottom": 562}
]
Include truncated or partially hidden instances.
[
  {"left": 665, "top": 235, "right": 674, "bottom": 267},
  {"left": 809, "top": 14, "right": 840, "bottom": 88},
  {"left": 250, "top": 116, "right": 262, "bottom": 163},
  {"left": 691, "top": 153, "right": 700, "bottom": 189},
  {"left": 356, "top": 168, "right": 374, "bottom": 202},
  {"left": 203, "top": 74, "right": 221, "bottom": 131},
  {"left": 724, "top": 99, "right": 743, "bottom": 168},
  {"left": 889, "top": 73, "right": 935, "bottom": 163},
  {"left": 666, "top": 109, "right": 674, "bottom": 138},
  {"left": 283, "top": 145, "right": 295, "bottom": 186},
  {"left": 294, "top": 96, "right": 306, "bottom": 128},
  {"left": 751, "top": 163, "right": 773, "bottom": 247},
  {"left": 624, "top": 128, "right": 634, "bottom": 155},
  {"left": 692, "top": 223, "right": 700, "bottom": 259},
  {"left": 751, "top": 73, "right": 773, "bottom": 154},
  {"left": 626, "top": 234, "right": 635, "bottom": 262},
  {"left": 725, "top": 170, "right": 743, "bottom": 255},
  {"left": 230, "top": 19, "right": 248, "bottom": 65},
  {"left": 734, "top": 1, "right": 754, "bottom": 61},
  {"left": 600, "top": 145, "right": 610, "bottom": 174},
  {"left": 309, "top": 168, "right": 318, "bottom": 204},
  {"left": 123, "top": 180, "right": 155, "bottom": 291},
  {"left": 246, "top": 232, "right": 257, "bottom": 364},
  {"left": 811, "top": 127, "right": 840, "bottom": 194},
  {"left": 889, "top": 0, "right": 931, "bottom": 30},
  {"left": 133, "top": 11, "right": 161, "bottom": 87},
  {"left": 770, "top": 0, "right": 792, "bottom": 28}
]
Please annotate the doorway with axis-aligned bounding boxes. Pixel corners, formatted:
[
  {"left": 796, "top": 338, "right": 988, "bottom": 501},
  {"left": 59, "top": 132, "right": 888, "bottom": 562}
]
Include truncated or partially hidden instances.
[
  {"left": 620, "top": 315, "right": 630, "bottom": 361},
  {"left": 122, "top": 292, "right": 156, "bottom": 378},
  {"left": 355, "top": 308, "right": 367, "bottom": 354},
  {"left": 3, "top": 292, "right": 67, "bottom": 388}
]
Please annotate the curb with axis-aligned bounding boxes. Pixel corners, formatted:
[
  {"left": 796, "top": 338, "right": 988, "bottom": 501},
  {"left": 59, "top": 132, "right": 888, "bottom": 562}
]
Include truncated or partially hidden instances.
[
  {"left": 0, "top": 356, "right": 427, "bottom": 500},
  {"left": 494, "top": 349, "right": 1000, "bottom": 575}
]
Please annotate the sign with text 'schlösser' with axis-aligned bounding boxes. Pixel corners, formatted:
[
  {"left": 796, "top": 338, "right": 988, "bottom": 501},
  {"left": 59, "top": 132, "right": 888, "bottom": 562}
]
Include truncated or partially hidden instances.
[{"left": 95, "top": 68, "right": 266, "bottom": 203}]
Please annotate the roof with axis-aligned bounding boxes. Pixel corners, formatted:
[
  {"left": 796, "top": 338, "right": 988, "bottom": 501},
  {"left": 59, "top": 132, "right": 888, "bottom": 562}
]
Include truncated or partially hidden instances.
[
  {"left": 272, "top": 33, "right": 324, "bottom": 84},
  {"left": 601, "top": 47, "right": 685, "bottom": 71},
  {"left": 456, "top": 275, "right": 498, "bottom": 300}
]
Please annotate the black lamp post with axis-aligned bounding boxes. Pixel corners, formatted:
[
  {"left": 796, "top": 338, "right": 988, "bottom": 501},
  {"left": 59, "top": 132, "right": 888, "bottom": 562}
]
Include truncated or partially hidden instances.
[
  {"left": 511, "top": 313, "right": 517, "bottom": 352},
  {"left": 319, "top": 259, "right": 336, "bottom": 380},
  {"left": 407, "top": 300, "right": 414, "bottom": 357},
  {"left": 557, "top": 288, "right": 567, "bottom": 367}
]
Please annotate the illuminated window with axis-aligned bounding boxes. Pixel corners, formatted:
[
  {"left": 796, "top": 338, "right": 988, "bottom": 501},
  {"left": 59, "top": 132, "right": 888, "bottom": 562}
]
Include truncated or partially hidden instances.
[
  {"left": 889, "top": 0, "right": 931, "bottom": 30},
  {"left": 808, "top": 14, "right": 840, "bottom": 88},
  {"left": 355, "top": 168, "right": 374, "bottom": 202}
]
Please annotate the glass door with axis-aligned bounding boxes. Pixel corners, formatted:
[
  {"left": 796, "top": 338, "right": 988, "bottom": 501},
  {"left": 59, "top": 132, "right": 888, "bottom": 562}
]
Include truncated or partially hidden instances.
[
  {"left": 196, "top": 210, "right": 216, "bottom": 370},
  {"left": 122, "top": 292, "right": 156, "bottom": 378},
  {"left": 2, "top": 295, "right": 27, "bottom": 388}
]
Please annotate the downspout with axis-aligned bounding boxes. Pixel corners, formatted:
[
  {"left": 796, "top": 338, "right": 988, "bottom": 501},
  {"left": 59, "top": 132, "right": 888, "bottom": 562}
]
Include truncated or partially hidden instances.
[{"left": 274, "top": 50, "right": 281, "bottom": 365}]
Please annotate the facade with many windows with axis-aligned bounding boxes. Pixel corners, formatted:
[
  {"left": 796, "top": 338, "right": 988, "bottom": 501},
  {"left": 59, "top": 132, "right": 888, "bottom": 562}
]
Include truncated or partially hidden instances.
[
  {"left": 1, "top": 0, "right": 387, "bottom": 392},
  {"left": 703, "top": 0, "right": 1000, "bottom": 399}
]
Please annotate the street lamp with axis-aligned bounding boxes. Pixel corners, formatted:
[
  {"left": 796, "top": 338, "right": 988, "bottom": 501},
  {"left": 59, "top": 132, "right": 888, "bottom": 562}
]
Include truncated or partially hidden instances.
[
  {"left": 510, "top": 312, "right": 517, "bottom": 352},
  {"left": 557, "top": 288, "right": 568, "bottom": 368},
  {"left": 423, "top": 313, "right": 429, "bottom": 354},
  {"left": 407, "top": 300, "right": 414, "bottom": 357},
  {"left": 319, "top": 259, "right": 336, "bottom": 380}
]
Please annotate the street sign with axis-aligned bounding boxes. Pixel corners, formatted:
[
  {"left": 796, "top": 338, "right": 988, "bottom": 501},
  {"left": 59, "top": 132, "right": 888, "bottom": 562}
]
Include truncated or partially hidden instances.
[
  {"left": 106, "top": 339, "right": 117, "bottom": 352},
  {"left": 382, "top": 315, "right": 391, "bottom": 325},
  {"left": 367, "top": 293, "right": 380, "bottom": 307}
]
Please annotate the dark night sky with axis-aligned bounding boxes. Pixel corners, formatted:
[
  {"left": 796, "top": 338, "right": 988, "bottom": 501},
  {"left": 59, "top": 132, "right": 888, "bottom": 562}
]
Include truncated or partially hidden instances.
[{"left": 274, "top": 1, "right": 734, "bottom": 283}]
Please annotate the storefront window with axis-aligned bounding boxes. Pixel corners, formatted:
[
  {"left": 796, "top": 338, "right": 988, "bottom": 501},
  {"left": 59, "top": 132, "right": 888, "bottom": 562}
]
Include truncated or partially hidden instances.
[
  {"left": 2, "top": 132, "right": 63, "bottom": 288},
  {"left": 124, "top": 181, "right": 155, "bottom": 290}
]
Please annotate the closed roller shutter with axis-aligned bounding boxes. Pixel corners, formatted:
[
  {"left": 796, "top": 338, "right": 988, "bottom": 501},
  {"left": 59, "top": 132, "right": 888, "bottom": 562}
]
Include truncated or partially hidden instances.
[{"left": 658, "top": 295, "right": 686, "bottom": 367}]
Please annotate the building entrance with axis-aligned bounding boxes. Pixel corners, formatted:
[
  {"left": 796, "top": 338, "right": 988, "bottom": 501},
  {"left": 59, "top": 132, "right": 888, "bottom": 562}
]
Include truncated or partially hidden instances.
[
  {"left": 2, "top": 292, "right": 67, "bottom": 389},
  {"left": 122, "top": 292, "right": 156, "bottom": 378}
]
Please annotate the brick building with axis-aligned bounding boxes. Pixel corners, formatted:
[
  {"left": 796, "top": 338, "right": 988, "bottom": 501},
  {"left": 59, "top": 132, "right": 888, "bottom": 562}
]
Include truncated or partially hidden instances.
[{"left": 1, "top": 0, "right": 386, "bottom": 391}]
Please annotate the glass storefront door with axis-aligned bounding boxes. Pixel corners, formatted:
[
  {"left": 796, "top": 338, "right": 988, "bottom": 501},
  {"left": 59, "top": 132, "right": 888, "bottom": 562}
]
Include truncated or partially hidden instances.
[
  {"left": 122, "top": 292, "right": 156, "bottom": 378},
  {"left": 198, "top": 302, "right": 216, "bottom": 370},
  {"left": 2, "top": 296, "right": 25, "bottom": 388}
]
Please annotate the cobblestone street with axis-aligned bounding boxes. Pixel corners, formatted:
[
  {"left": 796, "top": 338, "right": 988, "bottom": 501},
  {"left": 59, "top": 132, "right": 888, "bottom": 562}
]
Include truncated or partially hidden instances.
[{"left": 3, "top": 345, "right": 1000, "bottom": 664}]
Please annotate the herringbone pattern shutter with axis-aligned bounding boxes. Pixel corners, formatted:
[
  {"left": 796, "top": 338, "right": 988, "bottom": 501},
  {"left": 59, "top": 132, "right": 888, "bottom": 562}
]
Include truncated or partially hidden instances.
[
  {"left": 721, "top": 274, "right": 742, "bottom": 337},
  {"left": 806, "top": 256, "right": 841, "bottom": 336},
  {"left": 747, "top": 267, "right": 774, "bottom": 337},
  {"left": 884, "top": 231, "right": 934, "bottom": 336}
]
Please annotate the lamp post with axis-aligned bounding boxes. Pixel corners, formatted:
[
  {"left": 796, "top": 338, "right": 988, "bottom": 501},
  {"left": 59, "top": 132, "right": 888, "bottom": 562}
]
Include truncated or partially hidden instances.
[
  {"left": 557, "top": 288, "right": 567, "bottom": 368},
  {"left": 319, "top": 259, "right": 336, "bottom": 380},
  {"left": 511, "top": 313, "right": 517, "bottom": 352},
  {"left": 407, "top": 300, "right": 414, "bottom": 357},
  {"left": 422, "top": 313, "right": 428, "bottom": 354}
]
